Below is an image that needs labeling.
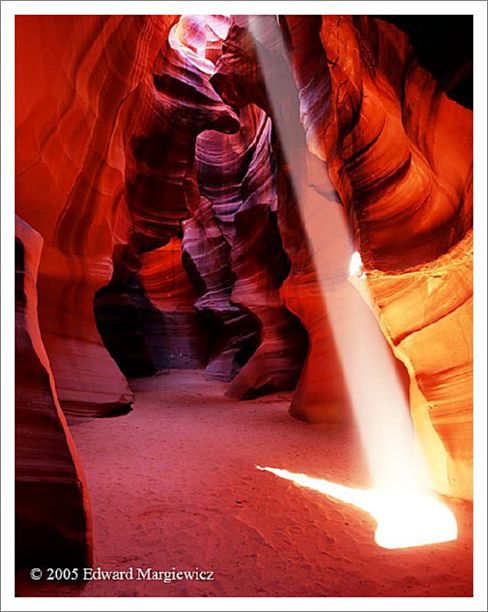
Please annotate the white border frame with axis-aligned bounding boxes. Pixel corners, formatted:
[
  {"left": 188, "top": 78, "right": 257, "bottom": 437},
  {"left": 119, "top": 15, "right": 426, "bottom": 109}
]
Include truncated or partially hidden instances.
[{"left": 2, "top": 2, "right": 486, "bottom": 611}]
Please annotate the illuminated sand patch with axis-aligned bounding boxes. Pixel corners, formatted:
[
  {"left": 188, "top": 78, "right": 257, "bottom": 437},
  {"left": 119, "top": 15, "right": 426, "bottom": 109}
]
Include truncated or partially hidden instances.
[{"left": 258, "top": 466, "right": 457, "bottom": 549}]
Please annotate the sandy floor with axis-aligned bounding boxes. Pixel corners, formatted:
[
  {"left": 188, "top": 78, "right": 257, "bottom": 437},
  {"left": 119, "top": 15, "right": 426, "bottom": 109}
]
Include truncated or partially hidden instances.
[{"left": 20, "top": 369, "right": 473, "bottom": 597}]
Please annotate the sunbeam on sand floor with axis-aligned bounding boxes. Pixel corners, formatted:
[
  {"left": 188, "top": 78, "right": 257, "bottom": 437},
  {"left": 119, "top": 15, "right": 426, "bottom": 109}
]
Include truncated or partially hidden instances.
[
  {"left": 257, "top": 467, "right": 458, "bottom": 550},
  {"left": 20, "top": 370, "right": 473, "bottom": 597}
]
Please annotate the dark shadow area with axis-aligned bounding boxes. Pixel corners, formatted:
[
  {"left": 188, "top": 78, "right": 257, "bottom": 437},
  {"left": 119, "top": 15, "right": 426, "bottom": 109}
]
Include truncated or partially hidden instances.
[{"left": 376, "top": 15, "right": 473, "bottom": 109}]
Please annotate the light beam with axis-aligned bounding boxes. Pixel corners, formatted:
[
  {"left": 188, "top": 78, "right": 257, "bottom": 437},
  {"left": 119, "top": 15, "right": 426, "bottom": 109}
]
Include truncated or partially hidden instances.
[
  {"left": 246, "top": 16, "right": 458, "bottom": 545},
  {"left": 258, "top": 466, "right": 458, "bottom": 549}
]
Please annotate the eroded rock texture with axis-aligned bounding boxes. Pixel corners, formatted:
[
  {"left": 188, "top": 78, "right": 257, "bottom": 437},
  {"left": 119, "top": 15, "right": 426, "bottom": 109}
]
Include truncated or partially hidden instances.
[
  {"left": 211, "top": 20, "right": 410, "bottom": 428},
  {"left": 15, "top": 216, "right": 91, "bottom": 570},
  {"left": 15, "top": 16, "right": 180, "bottom": 416},
  {"left": 283, "top": 15, "right": 473, "bottom": 497},
  {"left": 209, "top": 15, "right": 472, "bottom": 496},
  {"left": 138, "top": 239, "right": 209, "bottom": 370},
  {"left": 15, "top": 15, "right": 472, "bottom": 499},
  {"left": 192, "top": 104, "right": 308, "bottom": 394},
  {"left": 94, "top": 21, "right": 241, "bottom": 378}
]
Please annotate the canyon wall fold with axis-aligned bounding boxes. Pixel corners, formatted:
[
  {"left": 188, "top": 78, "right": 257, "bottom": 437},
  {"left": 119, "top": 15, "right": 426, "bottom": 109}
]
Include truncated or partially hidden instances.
[
  {"left": 283, "top": 15, "right": 473, "bottom": 497},
  {"left": 195, "top": 104, "right": 308, "bottom": 395},
  {"left": 15, "top": 14, "right": 473, "bottom": 500},
  {"left": 15, "top": 15, "right": 178, "bottom": 416},
  {"left": 15, "top": 216, "right": 91, "bottom": 570}
]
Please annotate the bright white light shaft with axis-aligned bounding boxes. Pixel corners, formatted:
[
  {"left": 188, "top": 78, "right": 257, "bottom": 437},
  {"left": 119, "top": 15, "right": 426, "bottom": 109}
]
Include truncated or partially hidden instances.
[
  {"left": 248, "top": 18, "right": 429, "bottom": 492},
  {"left": 349, "top": 251, "right": 363, "bottom": 277}
]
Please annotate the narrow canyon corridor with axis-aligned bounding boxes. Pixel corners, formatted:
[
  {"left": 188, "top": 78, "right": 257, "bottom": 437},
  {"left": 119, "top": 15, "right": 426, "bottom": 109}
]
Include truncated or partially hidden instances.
[
  {"left": 20, "top": 370, "right": 473, "bottom": 598},
  {"left": 13, "top": 11, "right": 475, "bottom": 603}
]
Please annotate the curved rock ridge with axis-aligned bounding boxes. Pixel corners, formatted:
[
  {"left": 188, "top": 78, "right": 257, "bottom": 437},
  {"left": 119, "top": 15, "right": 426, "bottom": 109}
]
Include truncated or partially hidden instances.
[
  {"left": 15, "top": 216, "right": 92, "bottom": 572},
  {"left": 182, "top": 195, "right": 261, "bottom": 381},
  {"left": 119, "top": 18, "right": 309, "bottom": 391},
  {"left": 194, "top": 103, "right": 308, "bottom": 396},
  {"left": 15, "top": 16, "right": 179, "bottom": 416},
  {"left": 95, "top": 239, "right": 209, "bottom": 376},
  {"left": 193, "top": 114, "right": 267, "bottom": 383},
  {"left": 15, "top": 14, "right": 473, "bottom": 502},
  {"left": 94, "top": 17, "right": 242, "bottom": 379},
  {"left": 211, "top": 21, "right": 358, "bottom": 421},
  {"left": 228, "top": 203, "right": 309, "bottom": 399},
  {"left": 367, "top": 232, "right": 473, "bottom": 498},
  {"left": 211, "top": 16, "right": 472, "bottom": 499},
  {"left": 138, "top": 239, "right": 210, "bottom": 370},
  {"left": 284, "top": 15, "right": 472, "bottom": 271},
  {"left": 123, "top": 21, "right": 240, "bottom": 252},
  {"left": 228, "top": 110, "right": 309, "bottom": 397},
  {"left": 282, "top": 15, "right": 473, "bottom": 497}
]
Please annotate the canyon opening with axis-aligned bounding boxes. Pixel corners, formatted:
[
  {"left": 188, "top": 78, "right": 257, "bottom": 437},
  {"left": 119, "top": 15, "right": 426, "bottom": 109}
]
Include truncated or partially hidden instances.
[{"left": 14, "top": 12, "right": 473, "bottom": 599}]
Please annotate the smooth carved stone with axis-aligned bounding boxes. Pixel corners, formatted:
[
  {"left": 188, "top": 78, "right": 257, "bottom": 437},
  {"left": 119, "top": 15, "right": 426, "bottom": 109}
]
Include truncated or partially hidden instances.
[
  {"left": 15, "top": 16, "right": 179, "bottom": 416},
  {"left": 227, "top": 203, "right": 309, "bottom": 399},
  {"left": 212, "top": 17, "right": 472, "bottom": 502},
  {"left": 285, "top": 15, "right": 472, "bottom": 271},
  {"left": 123, "top": 24, "right": 240, "bottom": 251},
  {"left": 15, "top": 216, "right": 92, "bottom": 572},
  {"left": 93, "top": 19, "right": 241, "bottom": 377},
  {"left": 367, "top": 233, "right": 473, "bottom": 499},
  {"left": 195, "top": 103, "right": 308, "bottom": 398},
  {"left": 182, "top": 196, "right": 261, "bottom": 381},
  {"left": 211, "top": 21, "right": 356, "bottom": 419},
  {"left": 283, "top": 15, "right": 473, "bottom": 498},
  {"left": 138, "top": 239, "right": 209, "bottom": 370}
]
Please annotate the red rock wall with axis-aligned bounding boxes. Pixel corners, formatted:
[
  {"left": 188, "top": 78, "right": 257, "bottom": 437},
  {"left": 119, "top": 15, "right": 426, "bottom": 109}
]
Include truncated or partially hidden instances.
[
  {"left": 212, "top": 21, "right": 363, "bottom": 422},
  {"left": 211, "top": 16, "right": 472, "bottom": 498},
  {"left": 15, "top": 15, "right": 179, "bottom": 416},
  {"left": 283, "top": 15, "right": 473, "bottom": 497},
  {"left": 15, "top": 216, "right": 91, "bottom": 571},
  {"left": 138, "top": 239, "right": 209, "bottom": 369},
  {"left": 182, "top": 195, "right": 261, "bottom": 381},
  {"left": 15, "top": 15, "right": 472, "bottom": 499},
  {"left": 92, "top": 17, "right": 248, "bottom": 380}
]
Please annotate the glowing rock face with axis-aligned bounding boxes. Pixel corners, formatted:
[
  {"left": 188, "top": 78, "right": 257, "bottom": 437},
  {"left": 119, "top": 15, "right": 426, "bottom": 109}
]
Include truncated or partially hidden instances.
[
  {"left": 283, "top": 16, "right": 473, "bottom": 497},
  {"left": 211, "top": 16, "right": 472, "bottom": 499},
  {"left": 15, "top": 15, "right": 472, "bottom": 501},
  {"left": 15, "top": 15, "right": 180, "bottom": 416}
]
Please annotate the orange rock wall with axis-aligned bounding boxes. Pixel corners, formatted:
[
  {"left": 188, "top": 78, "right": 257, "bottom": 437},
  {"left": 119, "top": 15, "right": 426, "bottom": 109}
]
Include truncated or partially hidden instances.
[
  {"left": 16, "top": 15, "right": 178, "bottom": 415},
  {"left": 15, "top": 15, "right": 472, "bottom": 499},
  {"left": 285, "top": 15, "right": 473, "bottom": 497}
]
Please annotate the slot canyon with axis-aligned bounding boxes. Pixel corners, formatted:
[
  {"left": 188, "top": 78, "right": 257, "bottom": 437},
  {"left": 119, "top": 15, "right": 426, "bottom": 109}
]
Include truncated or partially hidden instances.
[{"left": 15, "top": 14, "right": 473, "bottom": 597}]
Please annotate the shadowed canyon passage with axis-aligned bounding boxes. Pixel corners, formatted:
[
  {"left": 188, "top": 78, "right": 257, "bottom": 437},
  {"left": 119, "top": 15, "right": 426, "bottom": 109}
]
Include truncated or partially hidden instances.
[{"left": 15, "top": 15, "right": 473, "bottom": 596}]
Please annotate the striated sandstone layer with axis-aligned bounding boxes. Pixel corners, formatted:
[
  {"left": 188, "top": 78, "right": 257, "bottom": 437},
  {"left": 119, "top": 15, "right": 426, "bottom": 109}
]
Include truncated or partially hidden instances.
[
  {"left": 15, "top": 216, "right": 91, "bottom": 571},
  {"left": 182, "top": 195, "right": 261, "bottom": 381},
  {"left": 194, "top": 103, "right": 308, "bottom": 396},
  {"left": 283, "top": 15, "right": 473, "bottom": 497},
  {"left": 211, "top": 21, "right": 349, "bottom": 418},
  {"left": 15, "top": 14, "right": 473, "bottom": 502},
  {"left": 210, "top": 15, "right": 472, "bottom": 498},
  {"left": 211, "top": 19, "right": 409, "bottom": 424},
  {"left": 367, "top": 233, "right": 473, "bottom": 498},
  {"left": 15, "top": 16, "right": 179, "bottom": 415},
  {"left": 94, "top": 17, "right": 242, "bottom": 379},
  {"left": 138, "top": 239, "right": 209, "bottom": 370}
]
